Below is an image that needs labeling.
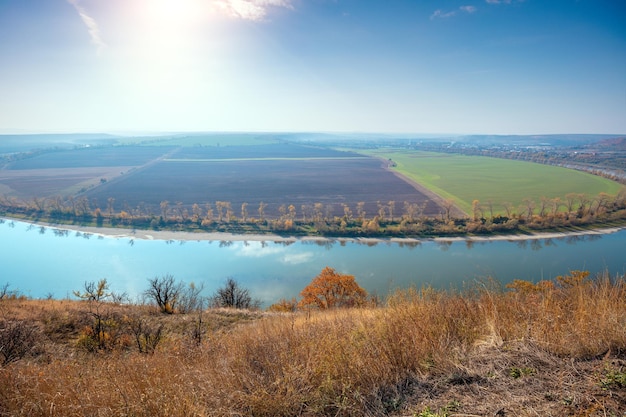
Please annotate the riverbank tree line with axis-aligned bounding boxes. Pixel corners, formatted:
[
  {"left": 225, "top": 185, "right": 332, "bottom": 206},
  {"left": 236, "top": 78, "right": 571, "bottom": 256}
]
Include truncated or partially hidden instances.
[{"left": 1, "top": 190, "right": 626, "bottom": 237}]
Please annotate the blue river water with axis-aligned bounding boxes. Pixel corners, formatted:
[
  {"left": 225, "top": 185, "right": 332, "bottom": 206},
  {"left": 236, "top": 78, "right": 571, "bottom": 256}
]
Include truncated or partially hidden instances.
[{"left": 1, "top": 219, "right": 625, "bottom": 306}]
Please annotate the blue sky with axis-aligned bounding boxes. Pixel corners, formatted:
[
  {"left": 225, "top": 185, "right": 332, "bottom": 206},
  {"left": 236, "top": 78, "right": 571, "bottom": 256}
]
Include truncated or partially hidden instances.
[{"left": 0, "top": 0, "right": 624, "bottom": 134}]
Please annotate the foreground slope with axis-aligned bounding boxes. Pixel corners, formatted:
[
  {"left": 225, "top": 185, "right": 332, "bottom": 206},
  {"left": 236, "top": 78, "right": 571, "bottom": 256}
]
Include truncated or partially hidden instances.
[{"left": 1, "top": 272, "right": 624, "bottom": 416}]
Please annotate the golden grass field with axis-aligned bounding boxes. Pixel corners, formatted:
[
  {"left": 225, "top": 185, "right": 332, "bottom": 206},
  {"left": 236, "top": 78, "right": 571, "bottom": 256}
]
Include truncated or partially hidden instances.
[{"left": 1, "top": 271, "right": 625, "bottom": 416}]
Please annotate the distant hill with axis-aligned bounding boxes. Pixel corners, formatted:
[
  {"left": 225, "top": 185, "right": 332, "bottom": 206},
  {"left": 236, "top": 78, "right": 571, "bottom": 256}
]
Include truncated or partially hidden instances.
[
  {"left": 458, "top": 134, "right": 624, "bottom": 147},
  {"left": 590, "top": 136, "right": 626, "bottom": 151},
  {"left": 0, "top": 133, "right": 119, "bottom": 154}
]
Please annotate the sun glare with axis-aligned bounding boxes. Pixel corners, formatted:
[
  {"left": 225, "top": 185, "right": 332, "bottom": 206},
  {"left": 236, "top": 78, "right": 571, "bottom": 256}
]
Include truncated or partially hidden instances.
[{"left": 141, "top": 0, "right": 210, "bottom": 28}]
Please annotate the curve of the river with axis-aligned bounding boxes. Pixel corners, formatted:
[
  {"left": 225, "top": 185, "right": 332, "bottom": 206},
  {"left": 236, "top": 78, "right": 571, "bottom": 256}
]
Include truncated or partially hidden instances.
[{"left": 1, "top": 219, "right": 625, "bottom": 306}]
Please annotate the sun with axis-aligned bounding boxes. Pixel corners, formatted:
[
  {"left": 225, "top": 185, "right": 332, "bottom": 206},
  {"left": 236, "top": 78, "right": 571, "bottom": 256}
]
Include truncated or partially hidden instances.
[{"left": 142, "top": 0, "right": 209, "bottom": 27}]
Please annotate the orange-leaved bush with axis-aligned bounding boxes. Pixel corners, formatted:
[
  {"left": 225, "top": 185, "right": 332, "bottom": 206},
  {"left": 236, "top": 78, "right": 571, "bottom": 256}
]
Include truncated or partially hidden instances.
[{"left": 298, "top": 266, "right": 367, "bottom": 309}]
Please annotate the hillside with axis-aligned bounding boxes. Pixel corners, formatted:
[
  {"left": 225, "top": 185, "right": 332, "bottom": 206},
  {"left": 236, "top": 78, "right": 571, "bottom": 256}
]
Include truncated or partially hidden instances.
[{"left": 1, "top": 272, "right": 625, "bottom": 416}]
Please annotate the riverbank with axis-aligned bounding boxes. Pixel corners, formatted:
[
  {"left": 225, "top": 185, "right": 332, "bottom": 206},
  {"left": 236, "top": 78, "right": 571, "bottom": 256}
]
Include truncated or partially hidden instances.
[{"left": 3, "top": 216, "right": 625, "bottom": 243}]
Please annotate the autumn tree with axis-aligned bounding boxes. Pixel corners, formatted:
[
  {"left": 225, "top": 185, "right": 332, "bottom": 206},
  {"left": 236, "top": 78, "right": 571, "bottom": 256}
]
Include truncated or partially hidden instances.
[
  {"left": 159, "top": 200, "right": 169, "bottom": 219},
  {"left": 356, "top": 201, "right": 366, "bottom": 221},
  {"left": 342, "top": 203, "right": 353, "bottom": 222},
  {"left": 191, "top": 203, "right": 202, "bottom": 223},
  {"left": 388, "top": 200, "right": 395, "bottom": 221},
  {"left": 258, "top": 202, "right": 267, "bottom": 222},
  {"left": 73, "top": 279, "right": 115, "bottom": 350},
  {"left": 241, "top": 202, "right": 249, "bottom": 222},
  {"left": 288, "top": 204, "right": 296, "bottom": 221},
  {"left": 298, "top": 267, "right": 367, "bottom": 309},
  {"left": 107, "top": 197, "right": 115, "bottom": 217},
  {"left": 471, "top": 199, "right": 481, "bottom": 221},
  {"left": 441, "top": 199, "right": 455, "bottom": 221}
]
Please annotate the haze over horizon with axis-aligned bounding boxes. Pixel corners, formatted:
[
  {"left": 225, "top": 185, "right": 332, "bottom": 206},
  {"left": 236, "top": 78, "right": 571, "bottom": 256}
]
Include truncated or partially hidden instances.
[{"left": 0, "top": 0, "right": 624, "bottom": 135}]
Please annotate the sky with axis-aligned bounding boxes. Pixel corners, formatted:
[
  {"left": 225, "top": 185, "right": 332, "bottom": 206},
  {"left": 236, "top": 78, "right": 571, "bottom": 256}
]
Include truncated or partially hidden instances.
[{"left": 0, "top": 0, "right": 624, "bottom": 135}]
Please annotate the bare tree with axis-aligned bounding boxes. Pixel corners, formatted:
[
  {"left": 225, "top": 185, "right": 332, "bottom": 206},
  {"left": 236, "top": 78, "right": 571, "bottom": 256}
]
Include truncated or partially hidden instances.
[
  {"left": 0, "top": 320, "right": 40, "bottom": 365},
  {"left": 211, "top": 278, "right": 259, "bottom": 310},
  {"left": 145, "top": 274, "right": 184, "bottom": 314},
  {"left": 107, "top": 197, "right": 115, "bottom": 217},
  {"left": 564, "top": 193, "right": 576, "bottom": 213},
  {"left": 502, "top": 201, "right": 514, "bottom": 218},
  {"left": 403, "top": 201, "right": 418, "bottom": 222},
  {"left": 522, "top": 198, "right": 535, "bottom": 220},
  {"left": 177, "top": 282, "right": 206, "bottom": 314},
  {"left": 128, "top": 317, "right": 164, "bottom": 354},
  {"left": 0, "top": 283, "right": 10, "bottom": 300},
  {"left": 536, "top": 197, "right": 547, "bottom": 218},
  {"left": 485, "top": 199, "right": 495, "bottom": 219}
]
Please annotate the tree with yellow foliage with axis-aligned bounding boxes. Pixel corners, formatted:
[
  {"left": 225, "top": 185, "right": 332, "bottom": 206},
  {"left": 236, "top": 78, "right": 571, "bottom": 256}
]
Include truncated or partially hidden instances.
[{"left": 298, "top": 267, "right": 367, "bottom": 309}]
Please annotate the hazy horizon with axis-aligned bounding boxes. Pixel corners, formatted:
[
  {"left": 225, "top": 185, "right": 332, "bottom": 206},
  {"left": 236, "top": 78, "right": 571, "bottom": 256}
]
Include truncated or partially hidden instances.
[{"left": 1, "top": 130, "right": 625, "bottom": 138}]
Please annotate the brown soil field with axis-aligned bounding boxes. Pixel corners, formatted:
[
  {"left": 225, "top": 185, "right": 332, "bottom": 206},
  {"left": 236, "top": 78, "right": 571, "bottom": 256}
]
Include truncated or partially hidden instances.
[
  {"left": 4, "top": 146, "right": 173, "bottom": 169},
  {"left": 1, "top": 144, "right": 444, "bottom": 218},
  {"left": 83, "top": 158, "right": 442, "bottom": 218},
  {"left": 0, "top": 167, "right": 135, "bottom": 198}
]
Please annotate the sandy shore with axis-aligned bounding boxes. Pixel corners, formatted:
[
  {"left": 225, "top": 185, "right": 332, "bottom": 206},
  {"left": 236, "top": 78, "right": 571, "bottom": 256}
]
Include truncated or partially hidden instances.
[{"left": 3, "top": 217, "right": 624, "bottom": 243}]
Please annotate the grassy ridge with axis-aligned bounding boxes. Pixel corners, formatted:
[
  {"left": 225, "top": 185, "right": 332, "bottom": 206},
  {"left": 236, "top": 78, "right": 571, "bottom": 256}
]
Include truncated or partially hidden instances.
[
  {"left": 367, "top": 150, "right": 625, "bottom": 215},
  {"left": 1, "top": 272, "right": 625, "bottom": 416}
]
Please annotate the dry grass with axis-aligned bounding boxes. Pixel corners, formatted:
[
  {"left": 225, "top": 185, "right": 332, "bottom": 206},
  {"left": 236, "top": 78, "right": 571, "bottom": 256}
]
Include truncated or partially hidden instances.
[{"left": 1, "top": 272, "right": 625, "bottom": 416}]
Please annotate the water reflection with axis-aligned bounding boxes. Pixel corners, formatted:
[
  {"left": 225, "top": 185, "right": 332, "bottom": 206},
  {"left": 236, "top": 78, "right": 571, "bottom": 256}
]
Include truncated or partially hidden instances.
[
  {"left": 1, "top": 218, "right": 625, "bottom": 306},
  {"left": 8, "top": 219, "right": 614, "bottom": 254},
  {"left": 436, "top": 241, "right": 453, "bottom": 251}
]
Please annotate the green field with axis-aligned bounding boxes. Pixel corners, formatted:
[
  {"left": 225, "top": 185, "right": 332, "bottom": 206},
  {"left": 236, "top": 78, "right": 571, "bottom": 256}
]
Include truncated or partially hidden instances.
[{"left": 366, "top": 150, "right": 625, "bottom": 215}]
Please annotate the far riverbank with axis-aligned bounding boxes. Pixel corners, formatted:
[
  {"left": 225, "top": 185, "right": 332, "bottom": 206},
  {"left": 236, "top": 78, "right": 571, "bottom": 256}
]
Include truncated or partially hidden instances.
[{"left": 3, "top": 217, "right": 625, "bottom": 244}]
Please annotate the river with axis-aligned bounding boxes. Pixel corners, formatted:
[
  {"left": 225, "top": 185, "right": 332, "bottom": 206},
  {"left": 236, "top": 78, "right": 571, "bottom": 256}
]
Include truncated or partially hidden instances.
[{"left": 1, "top": 218, "right": 625, "bottom": 305}]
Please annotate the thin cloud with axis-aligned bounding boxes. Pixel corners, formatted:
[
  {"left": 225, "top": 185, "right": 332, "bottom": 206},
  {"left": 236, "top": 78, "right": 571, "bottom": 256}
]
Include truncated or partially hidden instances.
[
  {"left": 431, "top": 5, "right": 477, "bottom": 20},
  {"left": 430, "top": 9, "right": 456, "bottom": 20},
  {"left": 67, "top": 0, "right": 106, "bottom": 54},
  {"left": 214, "top": 0, "right": 294, "bottom": 21},
  {"left": 486, "top": 0, "right": 524, "bottom": 4}
]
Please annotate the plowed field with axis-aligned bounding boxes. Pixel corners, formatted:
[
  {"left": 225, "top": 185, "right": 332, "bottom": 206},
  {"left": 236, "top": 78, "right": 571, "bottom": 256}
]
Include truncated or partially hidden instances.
[{"left": 1, "top": 144, "right": 442, "bottom": 218}]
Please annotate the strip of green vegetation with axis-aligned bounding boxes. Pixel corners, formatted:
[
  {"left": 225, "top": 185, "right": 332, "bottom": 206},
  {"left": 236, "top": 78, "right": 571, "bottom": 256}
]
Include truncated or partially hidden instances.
[
  {"left": 162, "top": 157, "right": 368, "bottom": 162},
  {"left": 366, "top": 150, "right": 625, "bottom": 215},
  {"left": 137, "top": 134, "right": 279, "bottom": 147}
]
